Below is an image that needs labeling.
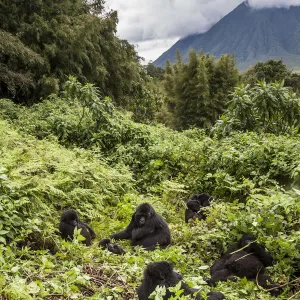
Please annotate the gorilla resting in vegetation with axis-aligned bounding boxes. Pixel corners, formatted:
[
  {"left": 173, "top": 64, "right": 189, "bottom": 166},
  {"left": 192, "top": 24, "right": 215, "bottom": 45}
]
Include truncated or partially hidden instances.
[
  {"left": 137, "top": 261, "right": 225, "bottom": 300},
  {"left": 111, "top": 203, "right": 171, "bottom": 251},
  {"left": 59, "top": 209, "right": 96, "bottom": 246},
  {"left": 98, "top": 238, "right": 126, "bottom": 255},
  {"left": 207, "top": 234, "right": 281, "bottom": 296},
  {"left": 185, "top": 193, "right": 212, "bottom": 223}
]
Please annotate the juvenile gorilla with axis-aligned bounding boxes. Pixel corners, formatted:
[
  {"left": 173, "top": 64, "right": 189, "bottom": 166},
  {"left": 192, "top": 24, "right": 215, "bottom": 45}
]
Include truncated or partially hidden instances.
[
  {"left": 208, "top": 234, "right": 281, "bottom": 296},
  {"left": 98, "top": 238, "right": 126, "bottom": 255},
  {"left": 111, "top": 203, "right": 171, "bottom": 251},
  {"left": 137, "top": 261, "right": 225, "bottom": 300},
  {"left": 59, "top": 209, "right": 96, "bottom": 246},
  {"left": 185, "top": 193, "right": 212, "bottom": 223}
]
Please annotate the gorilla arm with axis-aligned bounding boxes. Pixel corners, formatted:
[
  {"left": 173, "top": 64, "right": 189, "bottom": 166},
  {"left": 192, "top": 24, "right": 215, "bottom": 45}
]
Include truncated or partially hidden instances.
[
  {"left": 110, "top": 213, "right": 136, "bottom": 240},
  {"left": 80, "top": 222, "right": 96, "bottom": 239}
]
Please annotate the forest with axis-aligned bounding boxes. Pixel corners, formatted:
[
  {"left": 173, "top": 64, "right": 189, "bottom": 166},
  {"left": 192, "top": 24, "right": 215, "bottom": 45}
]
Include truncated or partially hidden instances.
[{"left": 0, "top": 0, "right": 299, "bottom": 299}]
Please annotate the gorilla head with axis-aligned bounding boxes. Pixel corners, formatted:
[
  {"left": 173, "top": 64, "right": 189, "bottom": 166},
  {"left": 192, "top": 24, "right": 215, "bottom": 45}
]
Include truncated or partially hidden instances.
[
  {"left": 98, "top": 238, "right": 126, "bottom": 255},
  {"left": 137, "top": 261, "right": 194, "bottom": 300},
  {"left": 59, "top": 209, "right": 96, "bottom": 246},
  {"left": 61, "top": 209, "right": 78, "bottom": 227},
  {"left": 135, "top": 203, "right": 154, "bottom": 227},
  {"left": 191, "top": 193, "right": 212, "bottom": 207},
  {"left": 187, "top": 200, "right": 202, "bottom": 212},
  {"left": 111, "top": 203, "right": 171, "bottom": 251}
]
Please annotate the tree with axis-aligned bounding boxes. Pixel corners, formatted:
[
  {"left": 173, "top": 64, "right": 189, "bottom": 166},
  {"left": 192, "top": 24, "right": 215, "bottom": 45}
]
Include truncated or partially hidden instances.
[
  {"left": 206, "top": 54, "right": 239, "bottom": 122},
  {"left": 0, "top": 30, "right": 46, "bottom": 100},
  {"left": 174, "top": 50, "right": 210, "bottom": 129},
  {"left": 145, "top": 63, "right": 164, "bottom": 80},
  {"left": 213, "top": 81, "right": 300, "bottom": 135},
  {"left": 0, "top": 0, "right": 143, "bottom": 104},
  {"left": 242, "top": 59, "right": 290, "bottom": 85}
]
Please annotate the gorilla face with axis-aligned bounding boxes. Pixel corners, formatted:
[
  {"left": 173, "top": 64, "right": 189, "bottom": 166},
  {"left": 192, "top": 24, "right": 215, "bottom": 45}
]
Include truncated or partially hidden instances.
[
  {"left": 135, "top": 203, "right": 154, "bottom": 227},
  {"left": 61, "top": 209, "right": 79, "bottom": 227}
]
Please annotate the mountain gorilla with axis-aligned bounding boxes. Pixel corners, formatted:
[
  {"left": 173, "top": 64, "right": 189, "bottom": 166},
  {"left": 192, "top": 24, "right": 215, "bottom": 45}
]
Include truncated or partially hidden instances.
[
  {"left": 137, "top": 261, "right": 225, "bottom": 300},
  {"left": 59, "top": 209, "right": 96, "bottom": 246},
  {"left": 98, "top": 238, "right": 126, "bottom": 255},
  {"left": 207, "top": 234, "right": 281, "bottom": 296},
  {"left": 185, "top": 193, "right": 212, "bottom": 223},
  {"left": 111, "top": 203, "right": 171, "bottom": 251}
]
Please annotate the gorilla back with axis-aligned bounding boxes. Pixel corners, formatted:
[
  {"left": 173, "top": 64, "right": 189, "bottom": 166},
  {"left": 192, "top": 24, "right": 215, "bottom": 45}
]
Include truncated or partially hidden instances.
[
  {"left": 111, "top": 203, "right": 171, "bottom": 251},
  {"left": 137, "top": 261, "right": 225, "bottom": 300},
  {"left": 137, "top": 261, "right": 197, "bottom": 300}
]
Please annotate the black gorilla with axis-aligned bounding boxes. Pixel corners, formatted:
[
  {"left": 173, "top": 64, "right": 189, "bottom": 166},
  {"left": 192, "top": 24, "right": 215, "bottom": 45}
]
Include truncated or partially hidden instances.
[
  {"left": 185, "top": 193, "right": 212, "bottom": 223},
  {"left": 137, "top": 261, "right": 225, "bottom": 300},
  {"left": 98, "top": 238, "right": 126, "bottom": 255},
  {"left": 59, "top": 209, "right": 96, "bottom": 246},
  {"left": 111, "top": 203, "right": 171, "bottom": 251},
  {"left": 292, "top": 260, "right": 300, "bottom": 278},
  {"left": 208, "top": 234, "right": 281, "bottom": 296}
]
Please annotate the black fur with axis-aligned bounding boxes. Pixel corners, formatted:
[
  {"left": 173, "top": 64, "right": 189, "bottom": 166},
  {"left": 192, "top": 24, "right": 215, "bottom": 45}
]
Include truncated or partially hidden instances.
[
  {"left": 207, "top": 291, "right": 226, "bottom": 300},
  {"left": 59, "top": 209, "right": 96, "bottom": 246},
  {"left": 111, "top": 203, "right": 171, "bottom": 251},
  {"left": 137, "top": 261, "right": 225, "bottom": 300},
  {"left": 98, "top": 238, "right": 126, "bottom": 255},
  {"left": 207, "top": 234, "right": 281, "bottom": 296},
  {"left": 185, "top": 193, "right": 212, "bottom": 223}
]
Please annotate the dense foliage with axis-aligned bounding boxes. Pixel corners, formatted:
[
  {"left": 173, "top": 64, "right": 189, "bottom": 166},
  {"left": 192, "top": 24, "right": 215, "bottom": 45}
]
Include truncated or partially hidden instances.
[
  {"left": 1, "top": 2, "right": 300, "bottom": 298},
  {"left": 214, "top": 80, "right": 300, "bottom": 136},
  {"left": 163, "top": 50, "right": 239, "bottom": 129},
  {"left": 0, "top": 76, "right": 299, "bottom": 298},
  {"left": 242, "top": 59, "right": 300, "bottom": 92},
  {"left": 0, "top": 0, "right": 155, "bottom": 118}
]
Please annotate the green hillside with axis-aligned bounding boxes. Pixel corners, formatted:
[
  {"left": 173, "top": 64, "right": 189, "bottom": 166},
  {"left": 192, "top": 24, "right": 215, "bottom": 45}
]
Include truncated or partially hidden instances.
[{"left": 0, "top": 79, "right": 299, "bottom": 298}]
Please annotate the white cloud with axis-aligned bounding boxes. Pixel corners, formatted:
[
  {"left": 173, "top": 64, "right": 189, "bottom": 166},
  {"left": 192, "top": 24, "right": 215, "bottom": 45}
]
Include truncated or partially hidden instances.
[
  {"left": 133, "top": 38, "right": 179, "bottom": 63},
  {"left": 248, "top": 0, "right": 300, "bottom": 8},
  {"left": 106, "top": 0, "right": 242, "bottom": 42},
  {"left": 105, "top": 0, "right": 300, "bottom": 62}
]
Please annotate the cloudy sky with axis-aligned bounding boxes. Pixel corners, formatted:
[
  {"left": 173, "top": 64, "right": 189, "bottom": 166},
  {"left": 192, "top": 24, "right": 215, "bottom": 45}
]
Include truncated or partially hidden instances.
[{"left": 105, "top": 0, "right": 300, "bottom": 63}]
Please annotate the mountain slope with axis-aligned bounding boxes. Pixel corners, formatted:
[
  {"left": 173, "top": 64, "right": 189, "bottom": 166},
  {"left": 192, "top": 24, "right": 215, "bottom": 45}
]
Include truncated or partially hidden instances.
[{"left": 153, "top": 2, "right": 300, "bottom": 70}]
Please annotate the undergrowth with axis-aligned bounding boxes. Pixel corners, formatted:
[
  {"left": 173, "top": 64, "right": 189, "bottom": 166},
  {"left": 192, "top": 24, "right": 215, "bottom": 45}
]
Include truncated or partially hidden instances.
[{"left": 0, "top": 87, "right": 299, "bottom": 299}]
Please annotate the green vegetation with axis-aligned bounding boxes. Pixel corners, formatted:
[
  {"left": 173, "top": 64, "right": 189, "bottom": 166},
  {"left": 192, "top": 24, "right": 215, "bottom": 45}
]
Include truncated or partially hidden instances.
[
  {"left": 0, "top": 0, "right": 160, "bottom": 124},
  {"left": 0, "top": 1, "right": 300, "bottom": 299},
  {"left": 214, "top": 80, "right": 300, "bottom": 136},
  {"left": 162, "top": 51, "right": 239, "bottom": 129},
  {"left": 0, "top": 76, "right": 299, "bottom": 299}
]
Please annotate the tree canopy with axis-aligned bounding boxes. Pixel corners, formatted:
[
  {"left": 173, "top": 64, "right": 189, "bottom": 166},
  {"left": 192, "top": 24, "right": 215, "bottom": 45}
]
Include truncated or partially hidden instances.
[{"left": 0, "top": 0, "right": 144, "bottom": 104}]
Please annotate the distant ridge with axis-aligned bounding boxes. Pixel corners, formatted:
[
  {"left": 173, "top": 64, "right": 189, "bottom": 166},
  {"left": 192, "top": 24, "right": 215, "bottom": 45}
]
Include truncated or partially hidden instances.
[{"left": 153, "top": 2, "right": 300, "bottom": 70}]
